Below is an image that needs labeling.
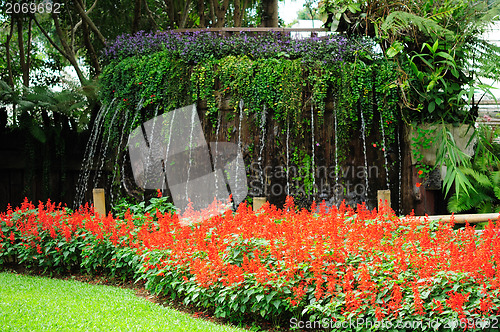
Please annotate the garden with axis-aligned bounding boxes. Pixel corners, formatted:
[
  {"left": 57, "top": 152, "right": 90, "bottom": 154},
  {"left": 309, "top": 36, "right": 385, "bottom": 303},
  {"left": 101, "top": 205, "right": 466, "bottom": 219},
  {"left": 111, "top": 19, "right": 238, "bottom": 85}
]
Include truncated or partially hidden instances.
[
  {"left": 1, "top": 196, "right": 500, "bottom": 330},
  {"left": 1, "top": 0, "right": 500, "bottom": 330}
]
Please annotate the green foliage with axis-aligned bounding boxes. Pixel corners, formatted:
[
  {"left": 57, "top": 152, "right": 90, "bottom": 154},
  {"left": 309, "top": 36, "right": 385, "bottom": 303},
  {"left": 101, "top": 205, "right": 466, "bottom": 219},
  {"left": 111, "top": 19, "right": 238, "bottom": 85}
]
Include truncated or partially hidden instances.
[
  {"left": 319, "top": 0, "right": 500, "bottom": 207},
  {"left": 448, "top": 125, "right": 500, "bottom": 213},
  {"left": 381, "top": 11, "right": 456, "bottom": 41},
  {"left": 81, "top": 238, "right": 141, "bottom": 280},
  {"left": 434, "top": 123, "right": 474, "bottom": 198},
  {"left": 112, "top": 194, "right": 178, "bottom": 225},
  {"left": 100, "top": 33, "right": 402, "bottom": 205},
  {"left": 406, "top": 40, "right": 470, "bottom": 123},
  {"left": 321, "top": 0, "right": 500, "bottom": 123},
  {"left": 410, "top": 127, "right": 435, "bottom": 178},
  {"left": 3, "top": 199, "right": 500, "bottom": 329},
  {"left": 290, "top": 149, "right": 315, "bottom": 197},
  {"left": 0, "top": 79, "right": 90, "bottom": 135},
  {"left": 448, "top": 168, "right": 500, "bottom": 213}
]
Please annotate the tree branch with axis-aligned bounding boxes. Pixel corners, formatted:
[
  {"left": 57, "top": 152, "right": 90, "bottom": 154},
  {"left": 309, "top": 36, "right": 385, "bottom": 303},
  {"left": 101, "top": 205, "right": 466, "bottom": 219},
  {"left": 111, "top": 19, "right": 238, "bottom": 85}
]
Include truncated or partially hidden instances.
[
  {"left": 234, "top": 0, "right": 242, "bottom": 26},
  {"left": 33, "top": 15, "right": 67, "bottom": 58},
  {"left": 82, "top": 19, "right": 101, "bottom": 77},
  {"left": 164, "top": 0, "right": 174, "bottom": 27},
  {"left": 212, "top": 0, "right": 229, "bottom": 27},
  {"left": 26, "top": 18, "right": 32, "bottom": 75},
  {"left": 208, "top": 0, "right": 216, "bottom": 27},
  {"left": 132, "top": 0, "right": 142, "bottom": 33},
  {"left": 142, "top": 0, "right": 158, "bottom": 30},
  {"left": 73, "top": 0, "right": 106, "bottom": 45},
  {"left": 44, "top": 13, "right": 87, "bottom": 84},
  {"left": 5, "top": 15, "right": 15, "bottom": 88},
  {"left": 16, "top": 17, "right": 29, "bottom": 87},
  {"left": 180, "top": 0, "right": 192, "bottom": 28}
]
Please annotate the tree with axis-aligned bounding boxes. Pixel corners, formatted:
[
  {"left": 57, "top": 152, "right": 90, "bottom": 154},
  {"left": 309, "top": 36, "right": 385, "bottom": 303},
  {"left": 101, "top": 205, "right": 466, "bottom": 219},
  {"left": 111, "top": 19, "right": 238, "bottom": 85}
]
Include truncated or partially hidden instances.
[
  {"left": 260, "top": 0, "right": 279, "bottom": 26},
  {"left": 298, "top": 0, "right": 324, "bottom": 21}
]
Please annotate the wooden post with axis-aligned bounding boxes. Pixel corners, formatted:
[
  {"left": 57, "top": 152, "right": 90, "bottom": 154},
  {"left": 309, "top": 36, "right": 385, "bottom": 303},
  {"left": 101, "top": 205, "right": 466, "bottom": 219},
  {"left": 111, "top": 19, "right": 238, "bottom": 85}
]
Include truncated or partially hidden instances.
[
  {"left": 377, "top": 190, "right": 391, "bottom": 211},
  {"left": 253, "top": 197, "right": 267, "bottom": 211},
  {"left": 93, "top": 188, "right": 106, "bottom": 217}
]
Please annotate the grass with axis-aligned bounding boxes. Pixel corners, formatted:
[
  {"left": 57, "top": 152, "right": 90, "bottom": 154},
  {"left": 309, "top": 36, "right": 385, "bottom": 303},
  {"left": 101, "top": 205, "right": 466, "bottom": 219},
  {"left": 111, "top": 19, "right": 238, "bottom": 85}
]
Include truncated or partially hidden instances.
[{"left": 0, "top": 272, "right": 247, "bottom": 332}]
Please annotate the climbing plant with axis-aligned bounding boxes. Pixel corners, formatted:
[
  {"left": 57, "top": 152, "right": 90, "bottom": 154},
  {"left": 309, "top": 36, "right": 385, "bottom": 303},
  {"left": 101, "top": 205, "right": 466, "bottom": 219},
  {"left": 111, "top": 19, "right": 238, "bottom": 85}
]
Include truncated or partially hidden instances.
[{"left": 99, "top": 31, "right": 403, "bottom": 200}]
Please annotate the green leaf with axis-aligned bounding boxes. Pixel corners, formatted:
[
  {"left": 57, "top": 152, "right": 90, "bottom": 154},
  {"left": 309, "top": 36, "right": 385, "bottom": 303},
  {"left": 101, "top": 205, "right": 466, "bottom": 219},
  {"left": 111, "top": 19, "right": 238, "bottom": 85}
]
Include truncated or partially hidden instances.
[
  {"left": 436, "top": 51, "right": 453, "bottom": 62},
  {"left": 29, "top": 121, "right": 47, "bottom": 143},
  {"left": 432, "top": 39, "right": 439, "bottom": 53},
  {"left": 428, "top": 101, "right": 436, "bottom": 113},
  {"left": 386, "top": 46, "right": 401, "bottom": 58},
  {"left": 266, "top": 291, "right": 277, "bottom": 303},
  {"left": 347, "top": 3, "right": 360, "bottom": 13}
]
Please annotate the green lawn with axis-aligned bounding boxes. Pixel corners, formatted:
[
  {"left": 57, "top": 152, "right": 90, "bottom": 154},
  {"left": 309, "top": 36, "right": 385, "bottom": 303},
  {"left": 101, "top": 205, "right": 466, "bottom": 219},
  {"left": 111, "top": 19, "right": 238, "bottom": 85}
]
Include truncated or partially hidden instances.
[{"left": 0, "top": 272, "right": 247, "bottom": 332}]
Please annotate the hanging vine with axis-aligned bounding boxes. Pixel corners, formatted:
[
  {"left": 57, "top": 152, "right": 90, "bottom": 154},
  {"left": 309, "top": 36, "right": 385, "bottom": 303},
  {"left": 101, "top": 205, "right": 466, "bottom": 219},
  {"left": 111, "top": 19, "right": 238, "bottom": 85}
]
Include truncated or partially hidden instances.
[{"left": 99, "top": 33, "right": 402, "bottom": 201}]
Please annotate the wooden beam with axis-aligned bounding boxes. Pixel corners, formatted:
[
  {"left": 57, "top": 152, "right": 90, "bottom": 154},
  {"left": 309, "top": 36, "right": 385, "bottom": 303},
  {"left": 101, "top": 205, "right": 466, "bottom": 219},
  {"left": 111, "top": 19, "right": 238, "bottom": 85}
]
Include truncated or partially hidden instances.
[
  {"left": 410, "top": 213, "right": 499, "bottom": 224},
  {"left": 173, "top": 27, "right": 328, "bottom": 33}
]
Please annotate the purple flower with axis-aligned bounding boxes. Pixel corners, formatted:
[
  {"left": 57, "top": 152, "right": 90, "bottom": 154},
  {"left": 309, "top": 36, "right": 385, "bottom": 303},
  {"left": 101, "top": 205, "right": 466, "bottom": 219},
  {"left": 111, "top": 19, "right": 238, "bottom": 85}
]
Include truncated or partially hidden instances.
[{"left": 102, "top": 30, "right": 370, "bottom": 65}]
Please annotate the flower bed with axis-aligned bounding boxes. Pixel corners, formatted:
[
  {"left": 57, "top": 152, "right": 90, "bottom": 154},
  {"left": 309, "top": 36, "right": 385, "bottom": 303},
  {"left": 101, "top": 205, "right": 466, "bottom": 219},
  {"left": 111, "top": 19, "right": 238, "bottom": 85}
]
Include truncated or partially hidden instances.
[{"left": 1, "top": 198, "right": 499, "bottom": 330}]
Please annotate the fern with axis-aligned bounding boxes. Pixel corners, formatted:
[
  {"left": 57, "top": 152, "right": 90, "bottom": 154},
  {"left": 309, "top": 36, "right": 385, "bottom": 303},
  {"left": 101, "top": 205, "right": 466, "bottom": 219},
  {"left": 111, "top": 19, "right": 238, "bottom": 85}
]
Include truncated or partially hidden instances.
[
  {"left": 381, "top": 11, "right": 456, "bottom": 41},
  {"left": 447, "top": 170, "right": 498, "bottom": 212},
  {"left": 447, "top": 126, "right": 500, "bottom": 213},
  {"left": 0, "top": 79, "right": 90, "bottom": 138},
  {"left": 467, "top": 38, "right": 500, "bottom": 82}
]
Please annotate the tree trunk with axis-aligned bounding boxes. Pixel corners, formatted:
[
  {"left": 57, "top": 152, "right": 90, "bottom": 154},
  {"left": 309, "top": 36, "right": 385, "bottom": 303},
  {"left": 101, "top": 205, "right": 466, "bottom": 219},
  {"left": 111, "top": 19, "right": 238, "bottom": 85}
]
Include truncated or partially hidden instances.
[
  {"left": 164, "top": 0, "right": 178, "bottom": 28},
  {"left": 234, "top": 0, "right": 242, "bottom": 27},
  {"left": 5, "top": 15, "right": 15, "bottom": 88},
  {"left": 51, "top": 13, "right": 87, "bottom": 84},
  {"left": 210, "top": 0, "right": 229, "bottom": 27},
  {"left": 16, "top": 17, "right": 29, "bottom": 87},
  {"left": 208, "top": 0, "right": 216, "bottom": 26},
  {"left": 197, "top": 0, "right": 206, "bottom": 27},
  {"left": 142, "top": 0, "right": 158, "bottom": 31},
  {"left": 26, "top": 18, "right": 32, "bottom": 78},
  {"left": 234, "top": 0, "right": 250, "bottom": 27},
  {"left": 82, "top": 19, "right": 101, "bottom": 78},
  {"left": 132, "top": 0, "right": 142, "bottom": 33},
  {"left": 179, "top": 0, "right": 192, "bottom": 28},
  {"left": 260, "top": 0, "right": 279, "bottom": 27},
  {"left": 402, "top": 124, "right": 415, "bottom": 215}
]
